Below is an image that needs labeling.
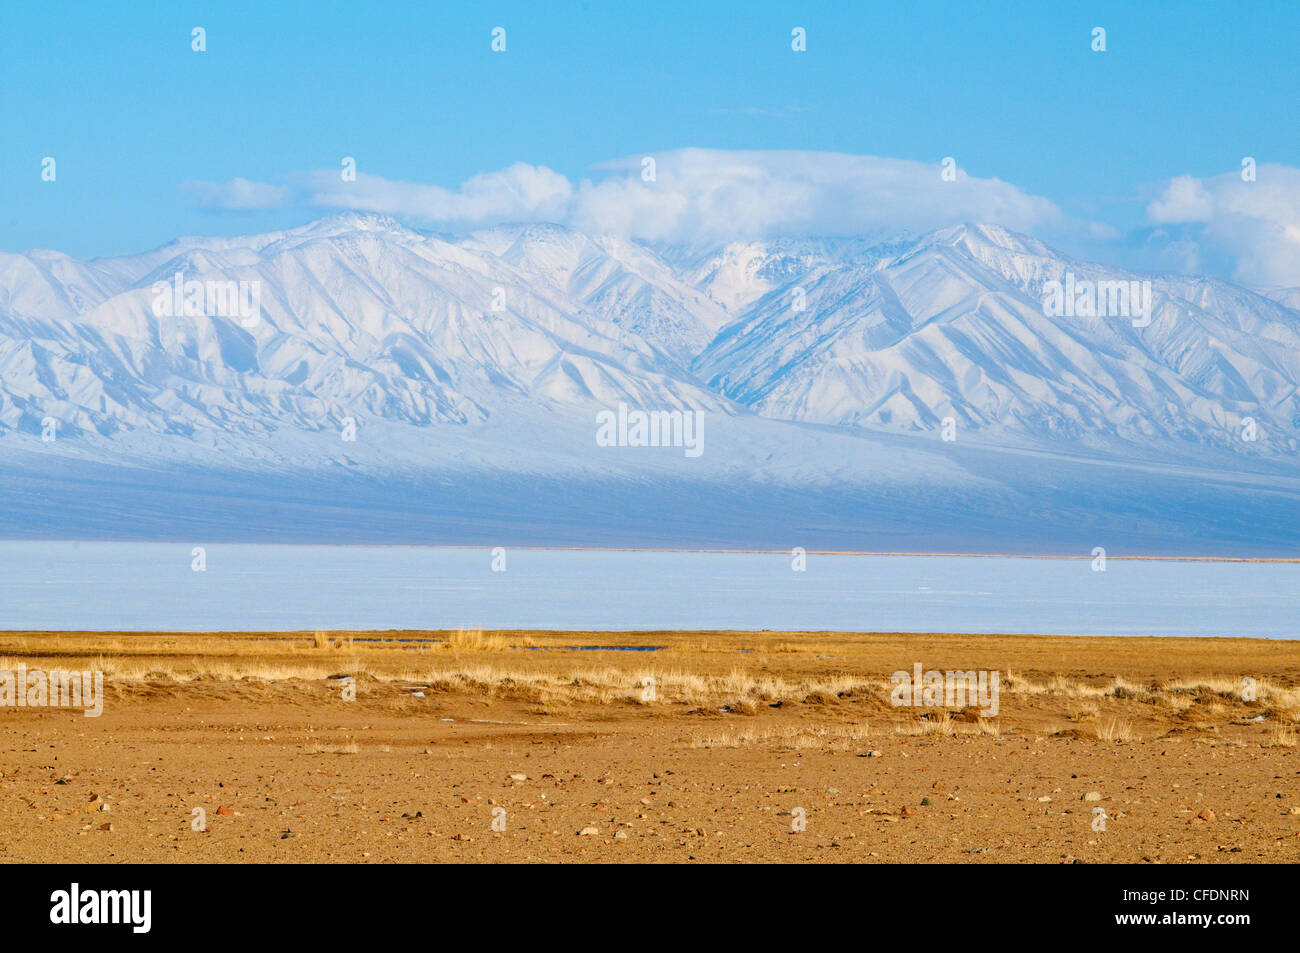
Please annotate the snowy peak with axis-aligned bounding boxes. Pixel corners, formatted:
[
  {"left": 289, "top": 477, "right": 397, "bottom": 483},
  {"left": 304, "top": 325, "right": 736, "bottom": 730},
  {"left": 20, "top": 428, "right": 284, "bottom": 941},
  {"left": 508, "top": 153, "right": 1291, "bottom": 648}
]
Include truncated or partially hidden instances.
[
  {"left": 462, "top": 223, "right": 731, "bottom": 363},
  {"left": 0, "top": 217, "right": 732, "bottom": 443},
  {"left": 694, "top": 224, "right": 1300, "bottom": 454},
  {"left": 0, "top": 217, "right": 1296, "bottom": 461}
]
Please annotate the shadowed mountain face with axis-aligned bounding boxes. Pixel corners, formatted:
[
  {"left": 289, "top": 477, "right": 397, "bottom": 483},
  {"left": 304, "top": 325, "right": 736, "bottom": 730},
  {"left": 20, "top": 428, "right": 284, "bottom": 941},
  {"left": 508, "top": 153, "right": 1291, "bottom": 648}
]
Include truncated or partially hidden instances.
[{"left": 1, "top": 215, "right": 1298, "bottom": 551}]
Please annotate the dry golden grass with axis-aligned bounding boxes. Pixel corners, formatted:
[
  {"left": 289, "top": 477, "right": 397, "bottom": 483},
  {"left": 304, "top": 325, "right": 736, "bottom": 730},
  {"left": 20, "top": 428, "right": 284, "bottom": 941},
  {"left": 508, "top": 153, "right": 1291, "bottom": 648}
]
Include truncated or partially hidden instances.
[
  {"left": 1065, "top": 702, "right": 1101, "bottom": 722},
  {"left": 898, "top": 711, "right": 955, "bottom": 736},
  {"left": 443, "top": 629, "right": 516, "bottom": 652},
  {"left": 686, "top": 723, "right": 870, "bottom": 750},
  {"left": 384, "top": 665, "right": 884, "bottom": 708},
  {"left": 966, "top": 717, "right": 1002, "bottom": 737},
  {"left": 1265, "top": 725, "right": 1298, "bottom": 748},
  {"left": 1094, "top": 717, "right": 1137, "bottom": 743},
  {"left": 3, "top": 650, "right": 1290, "bottom": 730},
  {"left": 3, "top": 630, "right": 1298, "bottom": 750},
  {"left": 1005, "top": 671, "right": 1111, "bottom": 698}
]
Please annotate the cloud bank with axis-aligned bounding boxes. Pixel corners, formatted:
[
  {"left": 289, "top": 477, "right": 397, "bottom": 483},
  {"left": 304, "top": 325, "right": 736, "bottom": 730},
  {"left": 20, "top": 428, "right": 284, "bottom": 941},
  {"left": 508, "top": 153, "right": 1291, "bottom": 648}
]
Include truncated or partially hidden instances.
[
  {"left": 185, "top": 150, "right": 1300, "bottom": 288},
  {"left": 302, "top": 162, "right": 575, "bottom": 228},
  {"left": 186, "top": 149, "right": 1063, "bottom": 243},
  {"left": 1145, "top": 164, "right": 1300, "bottom": 289},
  {"left": 567, "top": 150, "right": 1063, "bottom": 242}
]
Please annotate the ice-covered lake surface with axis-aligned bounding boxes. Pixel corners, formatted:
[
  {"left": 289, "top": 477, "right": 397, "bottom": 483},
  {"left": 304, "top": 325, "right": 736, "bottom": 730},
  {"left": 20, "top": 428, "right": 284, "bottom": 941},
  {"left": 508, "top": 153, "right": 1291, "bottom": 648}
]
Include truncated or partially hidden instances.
[{"left": 0, "top": 542, "right": 1295, "bottom": 637}]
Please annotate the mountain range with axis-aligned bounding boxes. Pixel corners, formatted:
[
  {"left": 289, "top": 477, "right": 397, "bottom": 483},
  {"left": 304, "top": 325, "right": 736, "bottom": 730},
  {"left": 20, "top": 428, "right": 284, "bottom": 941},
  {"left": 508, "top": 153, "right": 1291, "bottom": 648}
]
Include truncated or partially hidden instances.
[{"left": 2, "top": 214, "right": 1298, "bottom": 554}]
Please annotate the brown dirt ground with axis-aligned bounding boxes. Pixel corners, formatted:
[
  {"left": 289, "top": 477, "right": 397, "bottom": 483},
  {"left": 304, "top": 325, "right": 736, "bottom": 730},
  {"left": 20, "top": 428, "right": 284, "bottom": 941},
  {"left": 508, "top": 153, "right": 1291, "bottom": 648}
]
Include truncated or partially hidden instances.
[{"left": 1, "top": 630, "right": 1298, "bottom": 863}]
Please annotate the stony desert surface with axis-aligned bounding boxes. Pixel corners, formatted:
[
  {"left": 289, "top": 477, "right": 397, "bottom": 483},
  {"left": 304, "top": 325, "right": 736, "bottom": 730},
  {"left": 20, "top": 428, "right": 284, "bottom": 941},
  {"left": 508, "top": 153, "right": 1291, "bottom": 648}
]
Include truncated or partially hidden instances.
[{"left": 1, "top": 629, "right": 1298, "bottom": 863}]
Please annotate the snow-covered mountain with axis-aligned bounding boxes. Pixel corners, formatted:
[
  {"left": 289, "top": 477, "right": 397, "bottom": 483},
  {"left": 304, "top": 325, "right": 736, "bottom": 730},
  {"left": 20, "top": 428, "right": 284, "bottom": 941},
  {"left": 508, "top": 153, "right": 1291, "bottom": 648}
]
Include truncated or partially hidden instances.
[
  {"left": 2, "top": 214, "right": 1298, "bottom": 552},
  {"left": 693, "top": 225, "right": 1300, "bottom": 455},
  {"left": 0, "top": 215, "right": 731, "bottom": 445},
  {"left": 461, "top": 223, "right": 731, "bottom": 365},
  {"left": 1263, "top": 286, "right": 1300, "bottom": 311}
]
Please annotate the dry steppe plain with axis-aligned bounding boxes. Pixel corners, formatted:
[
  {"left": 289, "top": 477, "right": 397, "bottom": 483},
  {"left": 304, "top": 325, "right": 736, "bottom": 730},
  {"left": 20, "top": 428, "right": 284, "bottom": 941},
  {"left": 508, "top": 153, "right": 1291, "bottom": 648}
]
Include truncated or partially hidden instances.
[{"left": 1, "top": 629, "right": 1298, "bottom": 863}]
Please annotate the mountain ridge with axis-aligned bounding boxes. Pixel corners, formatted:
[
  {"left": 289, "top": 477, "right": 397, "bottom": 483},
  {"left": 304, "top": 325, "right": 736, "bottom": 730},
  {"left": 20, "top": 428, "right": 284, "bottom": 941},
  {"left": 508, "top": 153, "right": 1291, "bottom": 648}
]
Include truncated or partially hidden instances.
[{"left": 1, "top": 214, "right": 1297, "bottom": 487}]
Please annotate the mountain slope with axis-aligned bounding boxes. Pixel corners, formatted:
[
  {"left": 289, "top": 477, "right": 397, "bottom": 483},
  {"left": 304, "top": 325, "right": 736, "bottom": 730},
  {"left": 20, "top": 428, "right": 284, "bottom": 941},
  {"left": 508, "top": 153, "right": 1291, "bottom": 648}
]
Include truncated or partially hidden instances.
[
  {"left": 0, "top": 214, "right": 731, "bottom": 445},
  {"left": 1, "top": 216, "right": 1299, "bottom": 551},
  {"left": 694, "top": 225, "right": 1300, "bottom": 455}
]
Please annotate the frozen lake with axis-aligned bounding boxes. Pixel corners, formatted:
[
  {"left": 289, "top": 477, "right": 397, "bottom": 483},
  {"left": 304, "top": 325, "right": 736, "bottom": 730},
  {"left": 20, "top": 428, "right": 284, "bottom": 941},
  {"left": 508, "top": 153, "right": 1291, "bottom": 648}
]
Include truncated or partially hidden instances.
[{"left": 0, "top": 542, "right": 1295, "bottom": 637}]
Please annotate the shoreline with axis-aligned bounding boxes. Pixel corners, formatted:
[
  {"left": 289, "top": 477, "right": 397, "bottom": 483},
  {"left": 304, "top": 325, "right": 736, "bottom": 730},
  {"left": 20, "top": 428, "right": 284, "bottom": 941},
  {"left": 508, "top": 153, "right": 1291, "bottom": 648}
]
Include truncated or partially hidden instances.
[
  {"left": 0, "top": 627, "right": 1293, "bottom": 641},
  {"left": 2, "top": 539, "right": 1298, "bottom": 562}
]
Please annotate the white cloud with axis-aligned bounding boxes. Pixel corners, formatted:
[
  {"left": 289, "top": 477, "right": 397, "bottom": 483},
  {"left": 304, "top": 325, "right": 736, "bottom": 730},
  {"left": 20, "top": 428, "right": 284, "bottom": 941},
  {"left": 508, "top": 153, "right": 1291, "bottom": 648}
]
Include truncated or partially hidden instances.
[
  {"left": 204, "top": 148, "right": 1063, "bottom": 243},
  {"left": 1147, "top": 175, "right": 1216, "bottom": 223},
  {"left": 178, "top": 157, "right": 1300, "bottom": 290},
  {"left": 300, "top": 162, "right": 573, "bottom": 229},
  {"left": 570, "top": 149, "right": 1063, "bottom": 242},
  {"left": 1146, "top": 164, "right": 1300, "bottom": 288},
  {"left": 183, "top": 177, "right": 292, "bottom": 211},
  {"left": 184, "top": 154, "right": 1300, "bottom": 288}
]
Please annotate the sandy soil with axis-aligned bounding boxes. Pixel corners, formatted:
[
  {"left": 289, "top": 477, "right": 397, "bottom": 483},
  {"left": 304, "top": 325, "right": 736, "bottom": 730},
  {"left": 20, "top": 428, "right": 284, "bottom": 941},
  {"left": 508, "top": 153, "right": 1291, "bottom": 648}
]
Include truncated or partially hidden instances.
[{"left": 1, "top": 630, "right": 1298, "bottom": 863}]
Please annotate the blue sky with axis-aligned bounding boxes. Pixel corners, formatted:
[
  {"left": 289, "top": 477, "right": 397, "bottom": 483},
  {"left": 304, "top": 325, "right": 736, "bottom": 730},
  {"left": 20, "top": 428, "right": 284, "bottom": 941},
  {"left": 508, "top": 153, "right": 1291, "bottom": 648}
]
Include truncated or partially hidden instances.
[{"left": 2, "top": 0, "right": 1296, "bottom": 284}]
